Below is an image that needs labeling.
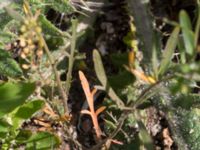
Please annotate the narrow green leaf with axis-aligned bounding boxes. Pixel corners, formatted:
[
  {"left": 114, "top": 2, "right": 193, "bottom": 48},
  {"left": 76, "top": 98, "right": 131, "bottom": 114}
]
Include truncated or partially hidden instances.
[
  {"left": 93, "top": 49, "right": 107, "bottom": 85},
  {"left": 93, "top": 49, "right": 124, "bottom": 107},
  {"left": 0, "top": 82, "right": 35, "bottom": 117},
  {"left": 39, "top": 14, "right": 63, "bottom": 36},
  {"left": 180, "top": 10, "right": 192, "bottom": 30},
  {"left": 179, "top": 10, "right": 195, "bottom": 55},
  {"left": 152, "top": 47, "right": 158, "bottom": 79},
  {"left": 178, "top": 36, "right": 186, "bottom": 64},
  {"left": 158, "top": 27, "right": 180, "bottom": 76}
]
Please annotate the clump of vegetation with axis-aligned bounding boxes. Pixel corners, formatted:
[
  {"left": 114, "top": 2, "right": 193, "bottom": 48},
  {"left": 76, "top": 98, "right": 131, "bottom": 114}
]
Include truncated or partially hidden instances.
[{"left": 0, "top": 0, "right": 200, "bottom": 149}]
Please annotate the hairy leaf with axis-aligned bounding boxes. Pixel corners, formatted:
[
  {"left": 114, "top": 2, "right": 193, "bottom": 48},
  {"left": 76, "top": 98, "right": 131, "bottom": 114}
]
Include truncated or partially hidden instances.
[
  {"left": 0, "top": 49, "right": 22, "bottom": 78},
  {"left": 93, "top": 49, "right": 107, "bottom": 86},
  {"left": 93, "top": 49, "right": 124, "bottom": 107},
  {"left": 39, "top": 14, "right": 63, "bottom": 36}
]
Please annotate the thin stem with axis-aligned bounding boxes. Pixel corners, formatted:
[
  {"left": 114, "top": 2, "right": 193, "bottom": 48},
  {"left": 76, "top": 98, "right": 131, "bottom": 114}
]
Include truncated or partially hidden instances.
[
  {"left": 65, "top": 19, "right": 78, "bottom": 98},
  {"left": 39, "top": 34, "right": 69, "bottom": 114}
]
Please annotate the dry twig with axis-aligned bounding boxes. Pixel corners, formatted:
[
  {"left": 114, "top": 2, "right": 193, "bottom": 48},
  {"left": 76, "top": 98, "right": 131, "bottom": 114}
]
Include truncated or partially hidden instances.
[{"left": 79, "top": 71, "right": 106, "bottom": 140}]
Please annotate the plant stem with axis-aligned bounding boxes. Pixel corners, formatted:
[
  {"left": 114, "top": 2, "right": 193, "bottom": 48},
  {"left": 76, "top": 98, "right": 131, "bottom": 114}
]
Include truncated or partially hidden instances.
[
  {"left": 65, "top": 19, "right": 78, "bottom": 99},
  {"left": 39, "top": 34, "right": 69, "bottom": 114}
]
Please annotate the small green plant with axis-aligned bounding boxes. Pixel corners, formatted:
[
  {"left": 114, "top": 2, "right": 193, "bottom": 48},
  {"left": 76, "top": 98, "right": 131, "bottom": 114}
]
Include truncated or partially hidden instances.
[
  {"left": 0, "top": 0, "right": 200, "bottom": 149},
  {"left": 0, "top": 82, "right": 61, "bottom": 149}
]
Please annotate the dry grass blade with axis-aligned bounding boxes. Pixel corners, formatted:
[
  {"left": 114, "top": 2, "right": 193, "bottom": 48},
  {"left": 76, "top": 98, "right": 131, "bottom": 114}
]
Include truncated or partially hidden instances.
[{"left": 79, "top": 71, "right": 94, "bottom": 112}]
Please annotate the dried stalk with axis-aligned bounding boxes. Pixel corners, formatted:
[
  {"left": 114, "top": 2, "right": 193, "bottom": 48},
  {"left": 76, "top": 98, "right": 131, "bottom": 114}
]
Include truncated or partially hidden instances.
[
  {"left": 79, "top": 71, "right": 106, "bottom": 140},
  {"left": 39, "top": 34, "right": 69, "bottom": 114}
]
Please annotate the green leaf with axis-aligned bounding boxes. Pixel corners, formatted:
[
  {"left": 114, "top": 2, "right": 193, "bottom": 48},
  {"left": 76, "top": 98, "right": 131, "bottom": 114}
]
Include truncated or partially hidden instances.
[
  {"left": 39, "top": 15, "right": 65, "bottom": 50},
  {"left": 177, "top": 36, "right": 186, "bottom": 63},
  {"left": 180, "top": 10, "right": 192, "bottom": 30},
  {"left": 0, "top": 59, "right": 22, "bottom": 78},
  {"left": 39, "top": 14, "right": 63, "bottom": 36},
  {"left": 138, "top": 121, "right": 154, "bottom": 150},
  {"left": 93, "top": 49, "right": 107, "bottom": 86},
  {"left": 179, "top": 10, "right": 195, "bottom": 55},
  {"left": 0, "top": 49, "right": 23, "bottom": 78},
  {"left": 182, "top": 30, "right": 195, "bottom": 55},
  {"left": 26, "top": 132, "right": 60, "bottom": 150},
  {"left": 158, "top": 27, "right": 180, "bottom": 76},
  {"left": 0, "top": 82, "right": 35, "bottom": 117},
  {"left": 0, "top": 118, "right": 11, "bottom": 134},
  {"left": 11, "top": 100, "right": 45, "bottom": 129},
  {"left": 93, "top": 49, "right": 124, "bottom": 107},
  {"left": 14, "top": 100, "right": 44, "bottom": 119}
]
